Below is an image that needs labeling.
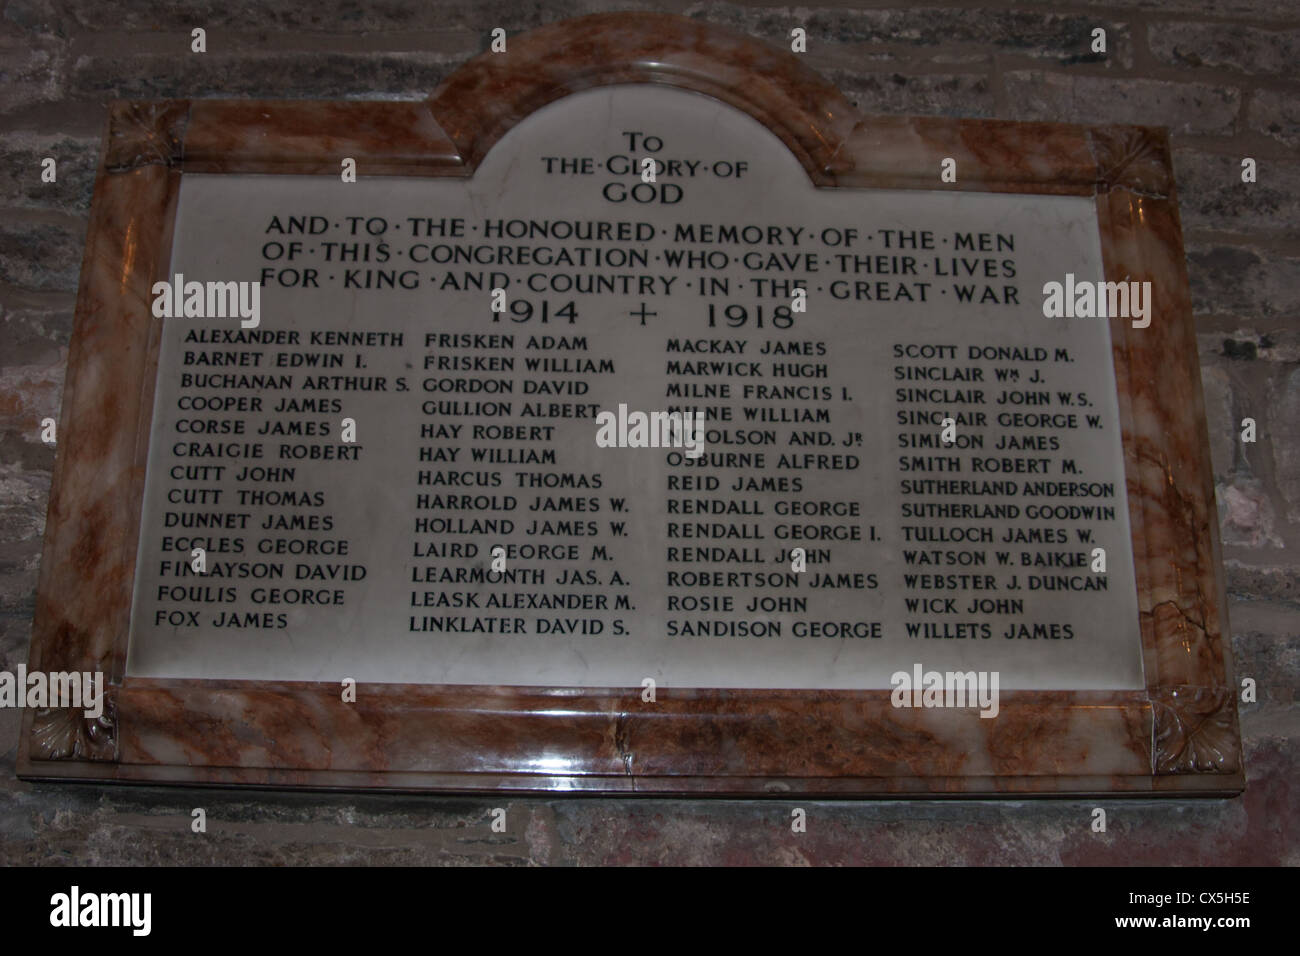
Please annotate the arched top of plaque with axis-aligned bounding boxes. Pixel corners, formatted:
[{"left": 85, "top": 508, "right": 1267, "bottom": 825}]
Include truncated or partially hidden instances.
[
  {"left": 425, "top": 14, "right": 1166, "bottom": 197},
  {"left": 134, "top": 11, "right": 1170, "bottom": 197},
  {"left": 428, "top": 13, "right": 859, "bottom": 184}
]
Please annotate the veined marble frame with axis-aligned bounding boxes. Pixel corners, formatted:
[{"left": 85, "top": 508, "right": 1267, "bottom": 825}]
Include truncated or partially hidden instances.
[{"left": 18, "top": 13, "right": 1242, "bottom": 796}]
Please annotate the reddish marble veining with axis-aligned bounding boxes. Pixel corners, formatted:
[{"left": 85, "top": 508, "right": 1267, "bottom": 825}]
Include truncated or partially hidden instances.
[
  {"left": 429, "top": 13, "right": 860, "bottom": 184},
  {"left": 837, "top": 116, "right": 1098, "bottom": 195},
  {"left": 104, "top": 101, "right": 188, "bottom": 170},
  {"left": 18, "top": 13, "right": 1241, "bottom": 795},
  {"left": 20, "top": 157, "right": 179, "bottom": 762},
  {"left": 1095, "top": 141, "right": 1239, "bottom": 775},
  {"left": 185, "top": 100, "right": 463, "bottom": 176}
]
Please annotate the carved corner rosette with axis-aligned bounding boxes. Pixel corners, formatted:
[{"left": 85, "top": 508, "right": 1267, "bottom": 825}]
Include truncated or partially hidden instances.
[
  {"left": 1150, "top": 685, "right": 1239, "bottom": 775},
  {"left": 105, "top": 100, "right": 190, "bottom": 171},
  {"left": 30, "top": 686, "right": 118, "bottom": 761},
  {"left": 1088, "top": 126, "right": 1171, "bottom": 198}
]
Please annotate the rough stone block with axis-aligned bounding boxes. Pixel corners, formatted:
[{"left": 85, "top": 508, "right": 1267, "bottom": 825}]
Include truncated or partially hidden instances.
[
  {"left": 0, "top": 133, "right": 97, "bottom": 216},
  {"left": 832, "top": 71, "right": 994, "bottom": 117},
  {"left": 1150, "top": 23, "right": 1300, "bottom": 76},
  {"left": 1249, "top": 89, "right": 1300, "bottom": 149},
  {"left": 1186, "top": 243, "right": 1300, "bottom": 319},
  {"left": 0, "top": 36, "right": 63, "bottom": 113},
  {"left": 1174, "top": 151, "right": 1300, "bottom": 238},
  {"left": 0, "top": 219, "right": 84, "bottom": 292},
  {"left": 1003, "top": 71, "right": 1239, "bottom": 136}
]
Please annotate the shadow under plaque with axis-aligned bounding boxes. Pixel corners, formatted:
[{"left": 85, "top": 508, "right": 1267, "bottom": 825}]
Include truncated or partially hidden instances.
[{"left": 19, "top": 13, "right": 1242, "bottom": 796}]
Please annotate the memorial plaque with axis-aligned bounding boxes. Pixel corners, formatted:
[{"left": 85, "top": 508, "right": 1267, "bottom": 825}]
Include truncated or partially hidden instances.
[{"left": 20, "top": 14, "right": 1243, "bottom": 795}]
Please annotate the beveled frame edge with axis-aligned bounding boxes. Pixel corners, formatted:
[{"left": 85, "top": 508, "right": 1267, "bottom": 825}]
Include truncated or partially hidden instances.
[
  {"left": 1096, "top": 135, "right": 1240, "bottom": 777},
  {"left": 18, "top": 12, "right": 1241, "bottom": 795},
  {"left": 18, "top": 87, "right": 187, "bottom": 762}
]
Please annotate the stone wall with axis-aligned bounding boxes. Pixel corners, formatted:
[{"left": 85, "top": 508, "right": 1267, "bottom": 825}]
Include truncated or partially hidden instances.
[{"left": 0, "top": 0, "right": 1295, "bottom": 865}]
